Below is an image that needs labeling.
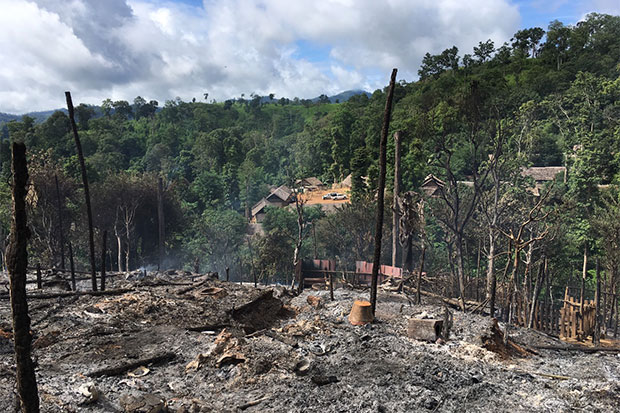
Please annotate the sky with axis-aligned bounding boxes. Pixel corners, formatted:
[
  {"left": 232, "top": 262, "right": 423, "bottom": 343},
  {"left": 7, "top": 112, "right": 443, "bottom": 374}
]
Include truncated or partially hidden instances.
[{"left": 0, "top": 0, "right": 618, "bottom": 114}]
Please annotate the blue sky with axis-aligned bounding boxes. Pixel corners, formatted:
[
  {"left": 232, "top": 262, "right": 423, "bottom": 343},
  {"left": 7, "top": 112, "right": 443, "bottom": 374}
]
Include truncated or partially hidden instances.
[{"left": 0, "top": 0, "right": 618, "bottom": 113}]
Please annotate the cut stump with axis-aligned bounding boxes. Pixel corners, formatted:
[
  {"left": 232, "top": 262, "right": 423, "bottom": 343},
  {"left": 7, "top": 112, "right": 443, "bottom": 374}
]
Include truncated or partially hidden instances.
[{"left": 407, "top": 319, "right": 444, "bottom": 342}]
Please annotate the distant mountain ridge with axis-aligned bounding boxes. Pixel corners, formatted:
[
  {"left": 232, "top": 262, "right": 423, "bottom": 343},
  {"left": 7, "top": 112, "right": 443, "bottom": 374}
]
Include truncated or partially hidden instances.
[
  {"left": 0, "top": 90, "right": 370, "bottom": 125},
  {"left": 320, "top": 89, "right": 372, "bottom": 103},
  {"left": 0, "top": 108, "right": 67, "bottom": 124}
]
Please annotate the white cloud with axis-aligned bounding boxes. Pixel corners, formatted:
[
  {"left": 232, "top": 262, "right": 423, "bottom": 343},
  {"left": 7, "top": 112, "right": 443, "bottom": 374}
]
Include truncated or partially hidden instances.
[{"left": 0, "top": 0, "right": 522, "bottom": 113}]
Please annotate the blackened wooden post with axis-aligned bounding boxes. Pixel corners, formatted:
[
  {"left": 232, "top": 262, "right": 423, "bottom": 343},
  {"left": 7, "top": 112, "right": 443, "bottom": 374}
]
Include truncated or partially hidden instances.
[
  {"left": 225, "top": 266, "right": 230, "bottom": 282},
  {"left": 593, "top": 258, "right": 601, "bottom": 345},
  {"left": 247, "top": 238, "right": 257, "bottom": 287},
  {"left": 392, "top": 131, "right": 402, "bottom": 268},
  {"left": 54, "top": 175, "right": 65, "bottom": 269},
  {"left": 370, "top": 68, "right": 398, "bottom": 316},
  {"left": 100, "top": 231, "right": 107, "bottom": 291},
  {"left": 68, "top": 242, "right": 76, "bottom": 291},
  {"left": 416, "top": 246, "right": 426, "bottom": 304},
  {"left": 475, "top": 239, "right": 481, "bottom": 302},
  {"left": 157, "top": 177, "right": 165, "bottom": 271},
  {"left": 602, "top": 274, "right": 608, "bottom": 330},
  {"left": 7, "top": 142, "right": 40, "bottom": 412},
  {"left": 66, "top": 92, "right": 97, "bottom": 291},
  {"left": 36, "top": 264, "right": 42, "bottom": 290},
  {"left": 329, "top": 271, "right": 334, "bottom": 301}
]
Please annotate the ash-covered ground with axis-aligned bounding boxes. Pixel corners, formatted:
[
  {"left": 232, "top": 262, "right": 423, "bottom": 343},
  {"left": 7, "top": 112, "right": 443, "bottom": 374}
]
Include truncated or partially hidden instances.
[{"left": 0, "top": 272, "right": 618, "bottom": 412}]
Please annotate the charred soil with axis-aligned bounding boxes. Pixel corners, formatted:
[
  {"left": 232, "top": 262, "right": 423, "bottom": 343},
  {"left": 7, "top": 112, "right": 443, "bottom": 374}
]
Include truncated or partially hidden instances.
[{"left": 0, "top": 272, "right": 618, "bottom": 412}]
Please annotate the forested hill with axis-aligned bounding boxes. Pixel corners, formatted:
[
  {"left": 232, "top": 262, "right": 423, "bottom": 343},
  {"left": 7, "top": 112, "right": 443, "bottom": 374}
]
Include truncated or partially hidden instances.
[{"left": 1, "top": 13, "right": 619, "bottom": 284}]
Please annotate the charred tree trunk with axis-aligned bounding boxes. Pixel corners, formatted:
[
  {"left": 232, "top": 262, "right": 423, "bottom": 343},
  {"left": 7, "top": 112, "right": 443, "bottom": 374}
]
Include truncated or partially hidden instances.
[
  {"left": 100, "top": 230, "right": 107, "bottom": 291},
  {"left": 370, "top": 68, "right": 397, "bottom": 316},
  {"left": 36, "top": 264, "right": 42, "bottom": 290},
  {"left": 66, "top": 92, "right": 97, "bottom": 291},
  {"left": 486, "top": 232, "right": 497, "bottom": 317},
  {"left": 7, "top": 142, "right": 40, "bottom": 412},
  {"left": 392, "top": 131, "right": 402, "bottom": 267},
  {"left": 116, "top": 233, "right": 123, "bottom": 273},
  {"left": 603, "top": 266, "right": 608, "bottom": 330},
  {"left": 402, "top": 235, "right": 413, "bottom": 273},
  {"left": 528, "top": 258, "right": 546, "bottom": 329},
  {"left": 580, "top": 244, "right": 588, "bottom": 318},
  {"left": 157, "top": 177, "right": 165, "bottom": 271},
  {"left": 69, "top": 242, "right": 76, "bottom": 292},
  {"left": 475, "top": 238, "right": 481, "bottom": 301},
  {"left": 455, "top": 233, "right": 467, "bottom": 311},
  {"left": 124, "top": 213, "right": 131, "bottom": 272},
  {"left": 54, "top": 175, "right": 65, "bottom": 270},
  {"left": 500, "top": 240, "right": 513, "bottom": 318},
  {"left": 247, "top": 238, "right": 257, "bottom": 288}
]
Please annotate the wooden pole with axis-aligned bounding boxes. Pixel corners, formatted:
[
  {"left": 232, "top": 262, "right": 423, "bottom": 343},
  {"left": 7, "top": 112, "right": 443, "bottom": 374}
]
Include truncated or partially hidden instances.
[
  {"left": 370, "top": 68, "right": 398, "bottom": 316},
  {"left": 157, "top": 177, "right": 165, "bottom": 271},
  {"left": 312, "top": 224, "right": 318, "bottom": 260},
  {"left": 593, "top": 258, "right": 601, "bottom": 345},
  {"left": 416, "top": 246, "right": 426, "bottom": 305},
  {"left": 66, "top": 92, "right": 97, "bottom": 291},
  {"left": 54, "top": 175, "right": 65, "bottom": 269},
  {"left": 528, "top": 258, "right": 545, "bottom": 328},
  {"left": 475, "top": 238, "right": 481, "bottom": 301},
  {"left": 225, "top": 266, "right": 230, "bottom": 282},
  {"left": 247, "top": 238, "right": 257, "bottom": 288},
  {"left": 69, "top": 242, "right": 76, "bottom": 292},
  {"left": 7, "top": 142, "right": 40, "bottom": 412},
  {"left": 329, "top": 271, "right": 334, "bottom": 301},
  {"left": 392, "top": 131, "right": 402, "bottom": 268},
  {"left": 100, "top": 230, "right": 107, "bottom": 291},
  {"left": 602, "top": 270, "right": 608, "bottom": 330},
  {"left": 580, "top": 244, "right": 587, "bottom": 319}
]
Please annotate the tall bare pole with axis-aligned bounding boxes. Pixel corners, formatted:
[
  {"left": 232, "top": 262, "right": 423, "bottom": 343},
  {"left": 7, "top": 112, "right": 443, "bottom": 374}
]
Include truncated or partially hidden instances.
[
  {"left": 392, "top": 131, "right": 402, "bottom": 267},
  {"left": 594, "top": 258, "right": 601, "bottom": 345},
  {"left": 7, "top": 142, "right": 40, "bottom": 412},
  {"left": 580, "top": 244, "right": 587, "bottom": 322},
  {"left": 69, "top": 242, "right": 76, "bottom": 292},
  {"left": 370, "top": 68, "right": 398, "bottom": 316},
  {"left": 157, "top": 177, "right": 165, "bottom": 271},
  {"left": 54, "top": 175, "right": 65, "bottom": 269},
  {"left": 66, "top": 91, "right": 97, "bottom": 291},
  {"left": 100, "top": 230, "right": 107, "bottom": 291}
]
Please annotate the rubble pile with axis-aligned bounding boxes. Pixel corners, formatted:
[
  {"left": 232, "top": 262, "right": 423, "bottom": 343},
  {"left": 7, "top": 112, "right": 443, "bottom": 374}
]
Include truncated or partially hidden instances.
[{"left": 0, "top": 271, "right": 618, "bottom": 412}]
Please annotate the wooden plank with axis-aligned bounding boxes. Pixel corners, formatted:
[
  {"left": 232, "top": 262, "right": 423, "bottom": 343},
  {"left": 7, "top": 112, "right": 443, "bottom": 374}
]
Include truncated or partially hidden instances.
[{"left": 571, "top": 308, "right": 578, "bottom": 338}]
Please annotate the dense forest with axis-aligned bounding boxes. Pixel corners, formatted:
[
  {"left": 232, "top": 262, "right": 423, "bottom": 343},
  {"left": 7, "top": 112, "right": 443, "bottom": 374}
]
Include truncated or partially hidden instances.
[{"left": 1, "top": 13, "right": 619, "bottom": 311}]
